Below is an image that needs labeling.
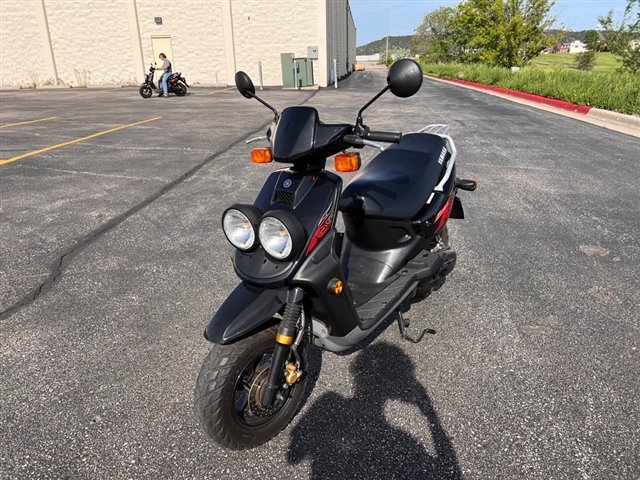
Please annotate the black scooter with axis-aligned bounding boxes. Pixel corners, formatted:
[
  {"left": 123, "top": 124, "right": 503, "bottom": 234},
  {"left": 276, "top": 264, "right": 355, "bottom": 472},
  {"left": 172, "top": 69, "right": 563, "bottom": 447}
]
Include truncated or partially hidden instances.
[
  {"left": 195, "top": 59, "right": 477, "bottom": 449},
  {"left": 138, "top": 63, "right": 189, "bottom": 98}
]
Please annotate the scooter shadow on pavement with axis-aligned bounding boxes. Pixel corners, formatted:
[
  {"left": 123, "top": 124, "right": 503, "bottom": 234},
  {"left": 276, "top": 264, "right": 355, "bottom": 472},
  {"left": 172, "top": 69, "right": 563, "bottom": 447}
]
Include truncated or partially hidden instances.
[{"left": 287, "top": 342, "right": 462, "bottom": 479}]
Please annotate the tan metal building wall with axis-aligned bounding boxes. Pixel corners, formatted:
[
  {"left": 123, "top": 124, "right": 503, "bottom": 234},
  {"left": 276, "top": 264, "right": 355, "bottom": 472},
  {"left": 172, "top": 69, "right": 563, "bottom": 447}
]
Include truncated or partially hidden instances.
[
  {"left": 326, "top": 0, "right": 355, "bottom": 82},
  {"left": 0, "top": 0, "right": 355, "bottom": 89}
]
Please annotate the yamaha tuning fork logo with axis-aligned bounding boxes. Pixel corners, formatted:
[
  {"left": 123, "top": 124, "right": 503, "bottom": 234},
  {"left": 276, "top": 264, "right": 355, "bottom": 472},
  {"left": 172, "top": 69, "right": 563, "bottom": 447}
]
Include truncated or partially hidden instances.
[{"left": 283, "top": 179, "right": 293, "bottom": 188}]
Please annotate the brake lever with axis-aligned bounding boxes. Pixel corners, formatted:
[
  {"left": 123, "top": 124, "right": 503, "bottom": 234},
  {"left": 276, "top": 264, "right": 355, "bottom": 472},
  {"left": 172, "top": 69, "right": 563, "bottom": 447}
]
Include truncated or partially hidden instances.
[
  {"left": 361, "top": 139, "right": 385, "bottom": 151},
  {"left": 246, "top": 136, "right": 268, "bottom": 144},
  {"left": 343, "top": 134, "right": 385, "bottom": 152}
]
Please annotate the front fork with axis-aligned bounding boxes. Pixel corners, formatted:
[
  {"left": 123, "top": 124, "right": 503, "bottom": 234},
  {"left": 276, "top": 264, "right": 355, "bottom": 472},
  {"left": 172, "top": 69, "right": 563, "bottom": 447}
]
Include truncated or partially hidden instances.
[{"left": 262, "top": 287, "right": 305, "bottom": 407}]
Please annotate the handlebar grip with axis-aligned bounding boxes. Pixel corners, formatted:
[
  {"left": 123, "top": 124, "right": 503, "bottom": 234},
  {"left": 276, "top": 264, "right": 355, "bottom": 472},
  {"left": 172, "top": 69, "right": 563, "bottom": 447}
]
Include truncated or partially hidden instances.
[
  {"left": 364, "top": 130, "right": 402, "bottom": 143},
  {"left": 343, "top": 134, "right": 365, "bottom": 147}
]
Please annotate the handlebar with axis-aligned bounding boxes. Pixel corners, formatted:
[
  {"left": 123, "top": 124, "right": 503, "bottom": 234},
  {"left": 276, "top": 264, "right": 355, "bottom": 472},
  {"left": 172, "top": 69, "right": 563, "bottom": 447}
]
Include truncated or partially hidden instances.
[
  {"left": 364, "top": 130, "right": 402, "bottom": 143},
  {"left": 343, "top": 134, "right": 365, "bottom": 147},
  {"left": 343, "top": 130, "right": 402, "bottom": 148}
]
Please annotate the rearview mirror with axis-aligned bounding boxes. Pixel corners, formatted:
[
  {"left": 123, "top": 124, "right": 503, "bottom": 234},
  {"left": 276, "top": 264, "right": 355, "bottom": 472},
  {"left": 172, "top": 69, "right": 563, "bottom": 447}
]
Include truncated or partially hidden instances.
[
  {"left": 235, "top": 71, "right": 255, "bottom": 99},
  {"left": 387, "top": 59, "right": 423, "bottom": 98},
  {"left": 234, "top": 71, "right": 280, "bottom": 121}
]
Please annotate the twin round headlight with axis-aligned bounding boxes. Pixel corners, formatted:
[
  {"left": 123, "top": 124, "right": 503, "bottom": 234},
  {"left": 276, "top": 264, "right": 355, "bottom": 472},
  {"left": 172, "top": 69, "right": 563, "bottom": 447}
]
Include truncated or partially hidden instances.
[{"left": 222, "top": 205, "right": 305, "bottom": 261}]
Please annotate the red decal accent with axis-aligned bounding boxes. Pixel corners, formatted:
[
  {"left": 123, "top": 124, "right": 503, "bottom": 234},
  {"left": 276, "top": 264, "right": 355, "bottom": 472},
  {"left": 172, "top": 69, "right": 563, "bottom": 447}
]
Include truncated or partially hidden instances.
[{"left": 306, "top": 211, "right": 333, "bottom": 256}]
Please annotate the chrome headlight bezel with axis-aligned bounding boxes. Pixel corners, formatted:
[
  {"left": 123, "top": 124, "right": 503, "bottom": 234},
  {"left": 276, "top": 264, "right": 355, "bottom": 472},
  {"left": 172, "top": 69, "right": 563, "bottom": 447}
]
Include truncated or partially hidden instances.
[
  {"left": 221, "top": 204, "right": 261, "bottom": 252},
  {"left": 258, "top": 210, "right": 306, "bottom": 262}
]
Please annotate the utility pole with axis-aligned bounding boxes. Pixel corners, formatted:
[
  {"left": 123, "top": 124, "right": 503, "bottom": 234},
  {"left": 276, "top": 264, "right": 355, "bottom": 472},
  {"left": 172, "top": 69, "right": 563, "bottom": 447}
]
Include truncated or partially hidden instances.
[{"left": 385, "top": 9, "right": 389, "bottom": 64}]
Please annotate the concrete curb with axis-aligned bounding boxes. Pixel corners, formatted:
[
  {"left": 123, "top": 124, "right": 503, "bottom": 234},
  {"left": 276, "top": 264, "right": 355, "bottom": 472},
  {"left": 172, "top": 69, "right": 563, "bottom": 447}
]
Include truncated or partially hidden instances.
[
  {"left": 434, "top": 77, "right": 593, "bottom": 114},
  {"left": 587, "top": 107, "right": 640, "bottom": 129},
  {"left": 426, "top": 75, "right": 640, "bottom": 138}
]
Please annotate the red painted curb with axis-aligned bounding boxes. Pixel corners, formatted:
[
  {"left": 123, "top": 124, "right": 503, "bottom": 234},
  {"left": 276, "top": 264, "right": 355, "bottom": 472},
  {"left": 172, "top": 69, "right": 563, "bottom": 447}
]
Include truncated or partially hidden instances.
[{"left": 437, "top": 77, "right": 593, "bottom": 114}]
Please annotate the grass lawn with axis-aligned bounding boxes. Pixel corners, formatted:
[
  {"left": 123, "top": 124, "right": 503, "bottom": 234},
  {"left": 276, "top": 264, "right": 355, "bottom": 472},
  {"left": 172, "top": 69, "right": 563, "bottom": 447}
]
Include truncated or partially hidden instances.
[
  {"left": 420, "top": 60, "right": 640, "bottom": 114},
  {"left": 529, "top": 52, "right": 621, "bottom": 72}
]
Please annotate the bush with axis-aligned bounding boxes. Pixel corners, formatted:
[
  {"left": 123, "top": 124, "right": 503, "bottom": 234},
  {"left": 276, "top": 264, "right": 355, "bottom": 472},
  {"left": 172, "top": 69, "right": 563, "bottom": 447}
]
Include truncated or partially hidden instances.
[
  {"left": 419, "top": 61, "right": 640, "bottom": 114},
  {"left": 576, "top": 50, "right": 596, "bottom": 70}
]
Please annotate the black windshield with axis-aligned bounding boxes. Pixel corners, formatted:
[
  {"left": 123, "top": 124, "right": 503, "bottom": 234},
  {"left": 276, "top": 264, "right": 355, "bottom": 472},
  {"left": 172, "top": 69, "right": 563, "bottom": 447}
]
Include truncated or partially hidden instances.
[{"left": 272, "top": 106, "right": 351, "bottom": 163}]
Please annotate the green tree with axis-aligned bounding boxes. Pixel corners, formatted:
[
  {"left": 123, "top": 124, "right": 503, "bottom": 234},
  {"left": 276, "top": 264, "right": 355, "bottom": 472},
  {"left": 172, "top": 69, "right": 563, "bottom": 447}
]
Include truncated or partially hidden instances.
[
  {"left": 598, "top": 11, "right": 628, "bottom": 53},
  {"left": 598, "top": 0, "right": 640, "bottom": 73},
  {"left": 621, "top": 44, "right": 640, "bottom": 73},
  {"left": 584, "top": 29, "right": 600, "bottom": 50},
  {"left": 380, "top": 47, "right": 412, "bottom": 65},
  {"left": 389, "top": 47, "right": 411, "bottom": 61},
  {"left": 620, "top": 0, "right": 640, "bottom": 73},
  {"left": 453, "top": 0, "right": 556, "bottom": 67},
  {"left": 413, "top": 7, "right": 463, "bottom": 63}
]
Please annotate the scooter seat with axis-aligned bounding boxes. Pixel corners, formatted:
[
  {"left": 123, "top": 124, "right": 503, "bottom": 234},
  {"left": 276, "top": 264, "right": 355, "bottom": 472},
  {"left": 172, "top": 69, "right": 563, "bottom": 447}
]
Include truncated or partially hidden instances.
[{"left": 338, "top": 133, "right": 447, "bottom": 219}]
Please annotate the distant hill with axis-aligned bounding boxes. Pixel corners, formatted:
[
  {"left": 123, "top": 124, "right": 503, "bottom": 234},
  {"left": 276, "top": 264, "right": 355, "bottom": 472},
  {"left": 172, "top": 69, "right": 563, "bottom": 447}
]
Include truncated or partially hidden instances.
[
  {"left": 357, "top": 31, "right": 590, "bottom": 55},
  {"left": 548, "top": 30, "right": 590, "bottom": 43},
  {"left": 356, "top": 35, "right": 414, "bottom": 55}
]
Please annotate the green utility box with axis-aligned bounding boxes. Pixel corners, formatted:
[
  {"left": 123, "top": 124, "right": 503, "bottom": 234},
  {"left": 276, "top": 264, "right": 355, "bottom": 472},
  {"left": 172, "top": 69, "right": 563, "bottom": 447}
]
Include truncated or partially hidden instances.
[
  {"left": 281, "top": 53, "right": 295, "bottom": 88},
  {"left": 281, "top": 53, "right": 314, "bottom": 89},
  {"left": 294, "top": 58, "right": 314, "bottom": 87}
]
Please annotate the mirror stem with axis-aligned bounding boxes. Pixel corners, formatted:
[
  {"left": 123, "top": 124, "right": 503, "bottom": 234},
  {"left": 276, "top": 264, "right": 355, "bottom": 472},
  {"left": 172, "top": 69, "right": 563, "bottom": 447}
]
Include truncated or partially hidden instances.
[
  {"left": 356, "top": 86, "right": 389, "bottom": 128},
  {"left": 249, "top": 92, "right": 280, "bottom": 122}
]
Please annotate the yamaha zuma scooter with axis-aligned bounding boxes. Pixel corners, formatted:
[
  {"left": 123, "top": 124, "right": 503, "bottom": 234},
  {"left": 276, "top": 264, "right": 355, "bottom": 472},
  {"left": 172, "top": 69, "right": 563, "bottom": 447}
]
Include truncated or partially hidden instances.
[
  {"left": 195, "top": 59, "right": 476, "bottom": 450},
  {"left": 138, "top": 63, "right": 189, "bottom": 98}
]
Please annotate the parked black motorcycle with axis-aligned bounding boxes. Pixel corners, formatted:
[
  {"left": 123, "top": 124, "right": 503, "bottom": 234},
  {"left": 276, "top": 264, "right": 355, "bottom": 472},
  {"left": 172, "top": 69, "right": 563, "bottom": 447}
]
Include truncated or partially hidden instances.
[
  {"left": 138, "top": 63, "right": 189, "bottom": 98},
  {"left": 195, "top": 59, "right": 476, "bottom": 450}
]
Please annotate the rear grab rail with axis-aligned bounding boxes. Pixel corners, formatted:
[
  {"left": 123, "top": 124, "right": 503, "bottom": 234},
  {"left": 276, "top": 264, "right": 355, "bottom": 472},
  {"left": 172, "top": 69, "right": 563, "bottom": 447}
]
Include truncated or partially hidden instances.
[{"left": 416, "top": 124, "right": 457, "bottom": 194}]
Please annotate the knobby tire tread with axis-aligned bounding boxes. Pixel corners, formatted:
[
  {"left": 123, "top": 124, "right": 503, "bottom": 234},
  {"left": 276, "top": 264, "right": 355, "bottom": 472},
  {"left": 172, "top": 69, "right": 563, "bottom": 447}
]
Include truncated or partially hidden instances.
[
  {"left": 196, "top": 342, "right": 251, "bottom": 450},
  {"left": 195, "top": 326, "right": 307, "bottom": 450}
]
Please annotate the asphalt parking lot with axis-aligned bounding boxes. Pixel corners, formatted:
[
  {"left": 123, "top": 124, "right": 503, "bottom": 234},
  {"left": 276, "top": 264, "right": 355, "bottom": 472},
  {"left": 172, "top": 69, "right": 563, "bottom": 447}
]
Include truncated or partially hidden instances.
[
  {"left": 0, "top": 85, "right": 313, "bottom": 314},
  {"left": 1, "top": 70, "right": 639, "bottom": 479}
]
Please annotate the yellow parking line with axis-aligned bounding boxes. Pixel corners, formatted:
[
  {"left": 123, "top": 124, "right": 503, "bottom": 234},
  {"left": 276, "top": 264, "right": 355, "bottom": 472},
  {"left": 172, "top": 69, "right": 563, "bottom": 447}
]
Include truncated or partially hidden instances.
[
  {"left": 208, "top": 87, "right": 235, "bottom": 95},
  {"left": 0, "top": 116, "right": 162, "bottom": 166},
  {"left": 0, "top": 116, "right": 59, "bottom": 129}
]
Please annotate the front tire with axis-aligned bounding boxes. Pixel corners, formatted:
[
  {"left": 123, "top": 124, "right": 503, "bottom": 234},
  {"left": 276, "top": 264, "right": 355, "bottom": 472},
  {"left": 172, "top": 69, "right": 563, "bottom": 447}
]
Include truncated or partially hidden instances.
[
  {"left": 139, "top": 84, "right": 153, "bottom": 98},
  {"left": 195, "top": 326, "right": 308, "bottom": 450}
]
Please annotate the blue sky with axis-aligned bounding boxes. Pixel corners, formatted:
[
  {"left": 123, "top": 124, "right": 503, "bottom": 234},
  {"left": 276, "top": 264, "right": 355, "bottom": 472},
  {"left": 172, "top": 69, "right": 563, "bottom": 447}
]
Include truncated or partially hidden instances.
[{"left": 350, "top": 0, "right": 631, "bottom": 45}]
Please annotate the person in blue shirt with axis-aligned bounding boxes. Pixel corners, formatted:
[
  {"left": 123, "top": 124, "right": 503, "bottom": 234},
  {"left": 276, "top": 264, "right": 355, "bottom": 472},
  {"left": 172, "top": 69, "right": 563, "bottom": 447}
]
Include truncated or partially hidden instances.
[{"left": 156, "top": 53, "right": 172, "bottom": 97}]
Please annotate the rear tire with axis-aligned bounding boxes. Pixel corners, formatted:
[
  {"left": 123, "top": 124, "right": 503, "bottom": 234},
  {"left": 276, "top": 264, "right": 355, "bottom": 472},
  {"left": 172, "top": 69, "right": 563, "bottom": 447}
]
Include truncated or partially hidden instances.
[
  {"left": 195, "top": 326, "right": 308, "bottom": 450},
  {"left": 175, "top": 83, "right": 187, "bottom": 96},
  {"left": 139, "top": 85, "right": 153, "bottom": 98}
]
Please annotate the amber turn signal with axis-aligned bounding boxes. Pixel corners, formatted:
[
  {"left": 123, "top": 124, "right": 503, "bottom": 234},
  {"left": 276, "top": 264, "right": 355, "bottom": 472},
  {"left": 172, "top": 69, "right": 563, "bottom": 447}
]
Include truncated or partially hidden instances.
[
  {"left": 251, "top": 148, "right": 272, "bottom": 163},
  {"left": 328, "top": 278, "right": 344, "bottom": 295},
  {"left": 334, "top": 152, "right": 361, "bottom": 172}
]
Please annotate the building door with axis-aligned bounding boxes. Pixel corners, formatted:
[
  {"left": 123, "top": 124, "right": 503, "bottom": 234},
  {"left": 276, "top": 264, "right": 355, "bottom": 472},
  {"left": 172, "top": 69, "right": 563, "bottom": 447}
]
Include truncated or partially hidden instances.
[{"left": 151, "top": 36, "right": 174, "bottom": 81}]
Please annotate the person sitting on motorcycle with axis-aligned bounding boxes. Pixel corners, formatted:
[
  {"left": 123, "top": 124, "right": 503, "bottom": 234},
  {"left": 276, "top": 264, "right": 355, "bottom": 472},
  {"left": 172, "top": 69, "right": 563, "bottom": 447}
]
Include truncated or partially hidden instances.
[{"left": 156, "top": 53, "right": 172, "bottom": 97}]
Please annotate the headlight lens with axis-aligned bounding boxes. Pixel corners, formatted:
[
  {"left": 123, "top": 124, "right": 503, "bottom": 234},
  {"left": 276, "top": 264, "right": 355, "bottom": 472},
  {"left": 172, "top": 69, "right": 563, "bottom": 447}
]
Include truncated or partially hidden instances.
[
  {"left": 259, "top": 216, "right": 292, "bottom": 260},
  {"left": 222, "top": 207, "right": 258, "bottom": 251}
]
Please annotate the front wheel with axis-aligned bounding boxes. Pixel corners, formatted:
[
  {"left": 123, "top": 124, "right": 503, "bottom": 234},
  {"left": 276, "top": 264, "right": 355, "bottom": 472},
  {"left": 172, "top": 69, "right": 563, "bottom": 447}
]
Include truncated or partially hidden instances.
[
  {"left": 195, "top": 325, "right": 308, "bottom": 450},
  {"left": 174, "top": 83, "right": 187, "bottom": 96},
  {"left": 139, "top": 84, "right": 153, "bottom": 98}
]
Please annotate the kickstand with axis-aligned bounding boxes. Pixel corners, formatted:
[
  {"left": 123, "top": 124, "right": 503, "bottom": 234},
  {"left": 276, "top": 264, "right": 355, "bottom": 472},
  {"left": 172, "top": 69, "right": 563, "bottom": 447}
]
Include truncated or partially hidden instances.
[{"left": 396, "top": 311, "right": 436, "bottom": 344}]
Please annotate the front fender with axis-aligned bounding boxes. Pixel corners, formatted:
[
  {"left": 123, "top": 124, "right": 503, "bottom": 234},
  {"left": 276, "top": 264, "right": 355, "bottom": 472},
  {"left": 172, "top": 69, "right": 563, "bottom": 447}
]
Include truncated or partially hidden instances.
[{"left": 205, "top": 283, "right": 287, "bottom": 344}]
